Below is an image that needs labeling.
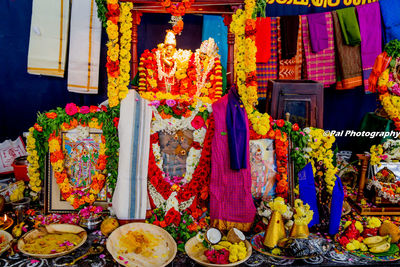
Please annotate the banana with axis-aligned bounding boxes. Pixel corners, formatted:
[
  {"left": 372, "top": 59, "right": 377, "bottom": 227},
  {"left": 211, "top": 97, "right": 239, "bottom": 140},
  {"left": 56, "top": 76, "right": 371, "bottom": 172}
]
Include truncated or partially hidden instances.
[
  {"left": 369, "top": 242, "right": 390, "bottom": 254},
  {"left": 12, "top": 222, "right": 25, "bottom": 238},
  {"left": 363, "top": 235, "right": 389, "bottom": 246},
  {"left": 368, "top": 239, "right": 390, "bottom": 248}
]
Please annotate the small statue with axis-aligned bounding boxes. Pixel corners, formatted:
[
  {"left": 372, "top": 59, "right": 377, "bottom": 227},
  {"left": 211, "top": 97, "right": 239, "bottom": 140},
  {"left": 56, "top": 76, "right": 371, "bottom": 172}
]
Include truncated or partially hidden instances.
[
  {"left": 155, "top": 31, "right": 179, "bottom": 94},
  {"left": 186, "top": 38, "right": 223, "bottom": 101}
]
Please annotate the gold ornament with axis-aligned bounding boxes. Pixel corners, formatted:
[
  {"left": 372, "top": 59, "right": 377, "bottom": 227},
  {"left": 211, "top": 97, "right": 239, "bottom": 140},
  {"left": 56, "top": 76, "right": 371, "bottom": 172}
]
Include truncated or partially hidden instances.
[
  {"left": 263, "top": 211, "right": 286, "bottom": 249},
  {"left": 289, "top": 223, "right": 309, "bottom": 239}
]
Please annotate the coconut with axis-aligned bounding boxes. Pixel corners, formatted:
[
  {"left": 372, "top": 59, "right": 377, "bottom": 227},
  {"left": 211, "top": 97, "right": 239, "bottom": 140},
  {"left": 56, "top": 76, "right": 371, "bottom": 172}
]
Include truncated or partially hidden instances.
[
  {"left": 205, "top": 228, "right": 222, "bottom": 244},
  {"left": 227, "top": 228, "right": 245, "bottom": 244}
]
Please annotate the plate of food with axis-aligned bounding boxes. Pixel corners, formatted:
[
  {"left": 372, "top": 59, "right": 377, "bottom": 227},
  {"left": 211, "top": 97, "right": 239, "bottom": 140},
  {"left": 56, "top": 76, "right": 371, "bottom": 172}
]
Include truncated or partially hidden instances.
[
  {"left": 334, "top": 219, "right": 400, "bottom": 262},
  {"left": 251, "top": 232, "right": 331, "bottom": 260},
  {"left": 185, "top": 228, "right": 252, "bottom": 266},
  {"left": 0, "top": 230, "right": 13, "bottom": 255},
  {"left": 18, "top": 224, "right": 87, "bottom": 258},
  {"left": 106, "top": 222, "right": 177, "bottom": 267}
]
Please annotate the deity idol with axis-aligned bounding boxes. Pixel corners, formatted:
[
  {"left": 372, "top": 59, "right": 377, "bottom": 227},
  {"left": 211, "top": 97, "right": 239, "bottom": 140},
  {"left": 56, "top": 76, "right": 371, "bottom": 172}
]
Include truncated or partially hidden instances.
[
  {"left": 138, "top": 31, "right": 192, "bottom": 96},
  {"left": 185, "top": 38, "right": 223, "bottom": 101}
]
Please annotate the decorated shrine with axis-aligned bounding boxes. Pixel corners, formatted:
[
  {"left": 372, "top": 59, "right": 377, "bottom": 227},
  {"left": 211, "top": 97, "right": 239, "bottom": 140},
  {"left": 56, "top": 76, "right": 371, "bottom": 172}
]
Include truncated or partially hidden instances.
[{"left": 4, "top": 0, "right": 400, "bottom": 266}]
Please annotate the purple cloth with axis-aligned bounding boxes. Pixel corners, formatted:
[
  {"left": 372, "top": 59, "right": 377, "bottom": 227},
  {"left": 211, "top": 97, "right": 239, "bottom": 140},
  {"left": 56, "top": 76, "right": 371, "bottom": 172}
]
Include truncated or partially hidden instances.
[
  {"left": 356, "top": 2, "right": 382, "bottom": 93},
  {"left": 307, "top": 13, "right": 329, "bottom": 53},
  {"left": 226, "top": 86, "right": 248, "bottom": 170}
]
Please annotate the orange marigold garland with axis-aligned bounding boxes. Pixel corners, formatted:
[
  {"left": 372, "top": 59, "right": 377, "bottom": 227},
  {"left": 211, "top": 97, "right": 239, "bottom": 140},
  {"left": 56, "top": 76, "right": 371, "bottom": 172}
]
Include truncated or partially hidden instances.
[{"left": 159, "top": 0, "right": 195, "bottom": 35}]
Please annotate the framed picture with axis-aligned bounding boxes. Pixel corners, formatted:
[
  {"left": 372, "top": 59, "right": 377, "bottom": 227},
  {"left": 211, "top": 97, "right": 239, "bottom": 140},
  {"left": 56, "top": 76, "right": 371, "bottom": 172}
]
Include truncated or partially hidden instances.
[
  {"left": 45, "top": 128, "right": 109, "bottom": 213},
  {"left": 249, "top": 130, "right": 295, "bottom": 206}
]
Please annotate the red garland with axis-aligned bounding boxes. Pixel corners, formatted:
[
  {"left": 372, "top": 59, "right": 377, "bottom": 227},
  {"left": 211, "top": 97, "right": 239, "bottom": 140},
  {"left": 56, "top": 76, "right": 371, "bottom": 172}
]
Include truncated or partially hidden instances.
[{"left": 148, "top": 116, "right": 214, "bottom": 210}]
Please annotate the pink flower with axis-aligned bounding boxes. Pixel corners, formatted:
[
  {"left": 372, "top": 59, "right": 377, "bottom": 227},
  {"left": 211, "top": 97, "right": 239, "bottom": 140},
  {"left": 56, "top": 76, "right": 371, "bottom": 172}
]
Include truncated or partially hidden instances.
[
  {"left": 191, "top": 116, "right": 205, "bottom": 129},
  {"left": 80, "top": 106, "right": 90, "bottom": 114},
  {"left": 150, "top": 100, "right": 160, "bottom": 108},
  {"left": 166, "top": 99, "right": 176, "bottom": 107},
  {"left": 65, "top": 103, "right": 79, "bottom": 116}
]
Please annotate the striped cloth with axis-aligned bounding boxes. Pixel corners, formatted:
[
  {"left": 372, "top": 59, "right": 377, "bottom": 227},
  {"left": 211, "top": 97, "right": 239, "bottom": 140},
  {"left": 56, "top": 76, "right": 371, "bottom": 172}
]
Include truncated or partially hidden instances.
[
  {"left": 112, "top": 90, "right": 152, "bottom": 220},
  {"left": 27, "top": 0, "right": 70, "bottom": 77},
  {"left": 67, "top": 0, "right": 102, "bottom": 94},
  {"left": 210, "top": 95, "right": 256, "bottom": 232},
  {"left": 257, "top": 18, "right": 278, "bottom": 99},
  {"left": 278, "top": 16, "right": 303, "bottom": 80},
  {"left": 302, "top": 13, "right": 336, "bottom": 88},
  {"left": 356, "top": 2, "right": 382, "bottom": 93}
]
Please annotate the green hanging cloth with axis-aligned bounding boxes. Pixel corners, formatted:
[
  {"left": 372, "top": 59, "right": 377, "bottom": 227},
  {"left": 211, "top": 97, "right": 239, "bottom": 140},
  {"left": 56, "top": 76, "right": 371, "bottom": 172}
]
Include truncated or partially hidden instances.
[{"left": 336, "top": 7, "right": 361, "bottom": 46}]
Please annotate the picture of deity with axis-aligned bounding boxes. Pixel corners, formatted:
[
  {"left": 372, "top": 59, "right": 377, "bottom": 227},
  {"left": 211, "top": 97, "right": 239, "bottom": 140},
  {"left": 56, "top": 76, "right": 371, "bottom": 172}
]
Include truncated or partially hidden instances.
[
  {"left": 62, "top": 132, "right": 106, "bottom": 201},
  {"left": 249, "top": 139, "right": 277, "bottom": 200}
]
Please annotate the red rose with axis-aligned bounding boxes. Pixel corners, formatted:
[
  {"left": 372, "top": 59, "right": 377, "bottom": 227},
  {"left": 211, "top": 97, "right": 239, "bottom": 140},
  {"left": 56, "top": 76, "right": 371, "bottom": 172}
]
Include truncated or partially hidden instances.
[
  {"left": 113, "top": 117, "right": 119, "bottom": 128},
  {"left": 292, "top": 123, "right": 299, "bottom": 131},
  {"left": 164, "top": 208, "right": 181, "bottom": 226},
  {"left": 90, "top": 105, "right": 100, "bottom": 113},
  {"left": 172, "top": 105, "right": 184, "bottom": 116},
  {"left": 339, "top": 236, "right": 350, "bottom": 247},
  {"left": 276, "top": 119, "right": 285, "bottom": 127},
  {"left": 100, "top": 105, "right": 108, "bottom": 112},
  {"left": 191, "top": 116, "right": 205, "bottom": 129}
]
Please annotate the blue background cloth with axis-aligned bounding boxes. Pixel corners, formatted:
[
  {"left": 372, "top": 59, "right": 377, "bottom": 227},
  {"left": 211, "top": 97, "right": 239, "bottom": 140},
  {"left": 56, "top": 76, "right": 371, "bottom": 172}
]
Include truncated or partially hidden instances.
[
  {"left": 329, "top": 175, "right": 345, "bottom": 235},
  {"left": 202, "top": 15, "right": 228, "bottom": 69},
  {"left": 298, "top": 163, "right": 320, "bottom": 227},
  {"left": 379, "top": 0, "right": 400, "bottom": 43}
]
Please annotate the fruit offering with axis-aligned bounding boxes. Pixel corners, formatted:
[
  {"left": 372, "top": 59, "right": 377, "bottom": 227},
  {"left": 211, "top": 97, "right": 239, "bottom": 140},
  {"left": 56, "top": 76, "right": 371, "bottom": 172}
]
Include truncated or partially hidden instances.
[{"left": 203, "top": 228, "right": 248, "bottom": 263}]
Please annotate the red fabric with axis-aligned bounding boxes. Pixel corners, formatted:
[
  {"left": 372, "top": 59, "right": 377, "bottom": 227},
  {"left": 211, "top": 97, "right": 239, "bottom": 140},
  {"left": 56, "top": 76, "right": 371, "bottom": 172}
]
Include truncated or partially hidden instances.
[{"left": 256, "top": 17, "right": 271, "bottom": 63}]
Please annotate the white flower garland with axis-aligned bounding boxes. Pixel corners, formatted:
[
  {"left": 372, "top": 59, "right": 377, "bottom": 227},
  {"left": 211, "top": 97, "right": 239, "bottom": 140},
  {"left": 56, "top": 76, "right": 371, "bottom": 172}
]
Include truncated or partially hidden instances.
[{"left": 151, "top": 101, "right": 209, "bottom": 184}]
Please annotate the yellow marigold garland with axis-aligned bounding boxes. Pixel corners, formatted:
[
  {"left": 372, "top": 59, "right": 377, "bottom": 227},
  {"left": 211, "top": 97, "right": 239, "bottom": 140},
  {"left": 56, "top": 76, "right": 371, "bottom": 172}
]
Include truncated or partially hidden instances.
[
  {"left": 370, "top": 144, "right": 383, "bottom": 166},
  {"left": 118, "top": 2, "right": 133, "bottom": 101},
  {"left": 106, "top": 0, "right": 120, "bottom": 108},
  {"left": 305, "top": 128, "right": 337, "bottom": 194},
  {"left": 230, "top": 1, "right": 271, "bottom": 136},
  {"left": 27, "top": 127, "right": 41, "bottom": 196}
]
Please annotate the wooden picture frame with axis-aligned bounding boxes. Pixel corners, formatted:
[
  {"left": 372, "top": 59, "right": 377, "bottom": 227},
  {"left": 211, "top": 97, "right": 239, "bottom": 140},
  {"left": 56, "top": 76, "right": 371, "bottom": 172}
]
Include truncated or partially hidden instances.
[{"left": 45, "top": 128, "right": 109, "bottom": 214}]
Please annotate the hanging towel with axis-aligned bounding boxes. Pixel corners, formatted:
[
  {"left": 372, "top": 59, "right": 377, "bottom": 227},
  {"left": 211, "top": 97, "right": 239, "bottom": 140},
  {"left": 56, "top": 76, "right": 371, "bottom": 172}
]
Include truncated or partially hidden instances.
[
  {"left": 332, "top": 11, "right": 362, "bottom": 90},
  {"left": 202, "top": 15, "right": 228, "bottom": 69},
  {"left": 257, "top": 18, "right": 278, "bottom": 99},
  {"left": 27, "top": 0, "right": 70, "bottom": 77},
  {"left": 210, "top": 95, "right": 256, "bottom": 232},
  {"left": 380, "top": 0, "right": 400, "bottom": 43},
  {"left": 67, "top": 0, "right": 102, "bottom": 94},
  {"left": 226, "top": 86, "right": 248, "bottom": 171},
  {"left": 356, "top": 2, "right": 382, "bottom": 94},
  {"left": 368, "top": 52, "right": 392, "bottom": 93},
  {"left": 256, "top": 17, "right": 271, "bottom": 63},
  {"left": 112, "top": 90, "right": 152, "bottom": 220},
  {"left": 336, "top": 8, "right": 361, "bottom": 46},
  {"left": 329, "top": 175, "right": 344, "bottom": 235},
  {"left": 280, "top": 16, "right": 300, "bottom": 59},
  {"left": 302, "top": 13, "right": 336, "bottom": 88},
  {"left": 278, "top": 17, "right": 303, "bottom": 80},
  {"left": 298, "top": 163, "right": 319, "bottom": 228},
  {"left": 307, "top": 13, "right": 328, "bottom": 53}
]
